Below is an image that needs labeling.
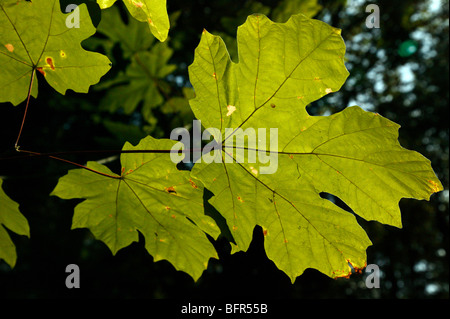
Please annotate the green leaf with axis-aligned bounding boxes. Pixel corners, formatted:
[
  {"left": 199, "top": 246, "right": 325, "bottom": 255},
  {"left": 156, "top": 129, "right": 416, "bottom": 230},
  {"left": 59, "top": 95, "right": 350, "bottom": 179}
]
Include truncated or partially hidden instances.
[
  {"left": 97, "top": 0, "right": 117, "bottom": 9},
  {"left": 97, "top": 0, "right": 170, "bottom": 42},
  {"left": 51, "top": 136, "right": 220, "bottom": 280},
  {"left": 94, "top": 4, "right": 155, "bottom": 59},
  {"left": 188, "top": 14, "right": 443, "bottom": 282},
  {"left": 98, "top": 45, "right": 176, "bottom": 121},
  {"left": 216, "top": 0, "right": 322, "bottom": 61},
  {"left": 0, "top": 179, "right": 30, "bottom": 269},
  {"left": 93, "top": 5, "right": 175, "bottom": 120},
  {"left": 0, "top": 0, "right": 111, "bottom": 106},
  {"left": 271, "top": 0, "right": 322, "bottom": 22}
]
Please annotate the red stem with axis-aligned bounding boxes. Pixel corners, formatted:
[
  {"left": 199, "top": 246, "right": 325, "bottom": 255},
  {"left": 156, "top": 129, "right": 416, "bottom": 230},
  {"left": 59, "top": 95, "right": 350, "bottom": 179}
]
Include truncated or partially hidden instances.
[
  {"left": 17, "top": 149, "right": 122, "bottom": 179},
  {"left": 15, "top": 69, "right": 36, "bottom": 151}
]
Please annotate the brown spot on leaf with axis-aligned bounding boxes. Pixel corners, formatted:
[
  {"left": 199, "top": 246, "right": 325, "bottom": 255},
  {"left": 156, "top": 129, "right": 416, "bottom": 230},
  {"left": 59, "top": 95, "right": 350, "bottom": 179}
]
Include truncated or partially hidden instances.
[
  {"left": 165, "top": 186, "right": 177, "bottom": 194},
  {"left": 189, "top": 178, "right": 198, "bottom": 189},
  {"left": 334, "top": 272, "right": 351, "bottom": 279},
  {"left": 37, "top": 67, "right": 46, "bottom": 76},
  {"left": 428, "top": 180, "right": 440, "bottom": 193},
  {"left": 270, "top": 103, "right": 276, "bottom": 108},
  {"left": 46, "top": 57, "right": 55, "bottom": 70},
  {"left": 352, "top": 262, "right": 367, "bottom": 275}
]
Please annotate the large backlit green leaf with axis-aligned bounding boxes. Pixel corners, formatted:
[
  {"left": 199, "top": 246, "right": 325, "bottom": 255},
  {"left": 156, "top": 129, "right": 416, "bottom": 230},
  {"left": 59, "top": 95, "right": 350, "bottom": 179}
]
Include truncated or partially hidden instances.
[
  {"left": 0, "top": 0, "right": 111, "bottom": 106},
  {"left": 0, "top": 179, "right": 30, "bottom": 269},
  {"left": 189, "top": 14, "right": 443, "bottom": 282},
  {"left": 51, "top": 136, "right": 220, "bottom": 280}
]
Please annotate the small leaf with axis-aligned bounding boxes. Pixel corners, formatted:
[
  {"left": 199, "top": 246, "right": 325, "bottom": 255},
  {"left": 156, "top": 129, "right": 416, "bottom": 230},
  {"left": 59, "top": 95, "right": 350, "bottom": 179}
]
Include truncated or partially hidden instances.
[
  {"left": 0, "top": 0, "right": 111, "bottom": 105},
  {"left": 0, "top": 179, "right": 30, "bottom": 269},
  {"left": 98, "top": 46, "right": 176, "bottom": 122}
]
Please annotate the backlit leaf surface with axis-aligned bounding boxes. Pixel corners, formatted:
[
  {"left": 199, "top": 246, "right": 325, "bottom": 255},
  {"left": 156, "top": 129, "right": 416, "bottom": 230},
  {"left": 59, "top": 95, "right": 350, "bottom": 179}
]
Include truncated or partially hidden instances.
[
  {"left": 52, "top": 136, "right": 220, "bottom": 280},
  {"left": 188, "top": 14, "right": 443, "bottom": 282}
]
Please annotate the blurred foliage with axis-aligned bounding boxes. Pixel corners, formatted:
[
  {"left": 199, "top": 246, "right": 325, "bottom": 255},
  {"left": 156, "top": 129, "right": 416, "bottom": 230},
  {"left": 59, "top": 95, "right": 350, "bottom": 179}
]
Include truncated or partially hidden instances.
[{"left": 0, "top": 0, "right": 448, "bottom": 299}]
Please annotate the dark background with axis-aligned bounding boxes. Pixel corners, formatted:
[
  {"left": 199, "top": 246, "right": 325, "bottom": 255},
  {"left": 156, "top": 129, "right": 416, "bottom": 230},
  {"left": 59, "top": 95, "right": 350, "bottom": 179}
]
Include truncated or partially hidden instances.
[{"left": 0, "top": 0, "right": 448, "bottom": 299}]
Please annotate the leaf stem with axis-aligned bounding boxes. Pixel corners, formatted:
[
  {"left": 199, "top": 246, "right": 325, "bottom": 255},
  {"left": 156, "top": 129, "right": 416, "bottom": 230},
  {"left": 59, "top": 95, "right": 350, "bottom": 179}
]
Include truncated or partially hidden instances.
[
  {"left": 1, "top": 147, "right": 201, "bottom": 160},
  {"left": 14, "top": 69, "right": 36, "bottom": 151},
  {"left": 16, "top": 148, "right": 122, "bottom": 180},
  {"left": 0, "top": 147, "right": 204, "bottom": 179}
]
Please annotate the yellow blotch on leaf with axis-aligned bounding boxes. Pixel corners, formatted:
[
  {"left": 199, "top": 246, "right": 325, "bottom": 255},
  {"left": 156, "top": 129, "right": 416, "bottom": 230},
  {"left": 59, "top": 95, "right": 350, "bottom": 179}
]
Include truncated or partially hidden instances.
[
  {"left": 226, "top": 105, "right": 236, "bottom": 116},
  {"left": 5, "top": 44, "right": 14, "bottom": 52}
]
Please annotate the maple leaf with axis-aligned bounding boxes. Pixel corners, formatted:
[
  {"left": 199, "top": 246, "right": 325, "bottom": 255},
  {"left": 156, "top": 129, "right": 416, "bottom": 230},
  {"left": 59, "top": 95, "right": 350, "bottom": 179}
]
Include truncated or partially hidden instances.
[
  {"left": 91, "top": 5, "right": 176, "bottom": 122},
  {"left": 91, "top": 4, "right": 155, "bottom": 59},
  {"left": 0, "top": 179, "right": 30, "bottom": 269},
  {"left": 49, "top": 12, "right": 443, "bottom": 283},
  {"left": 97, "top": 46, "right": 176, "bottom": 119},
  {"left": 188, "top": 14, "right": 443, "bottom": 282},
  {"left": 0, "top": 0, "right": 111, "bottom": 106},
  {"left": 51, "top": 136, "right": 220, "bottom": 280}
]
